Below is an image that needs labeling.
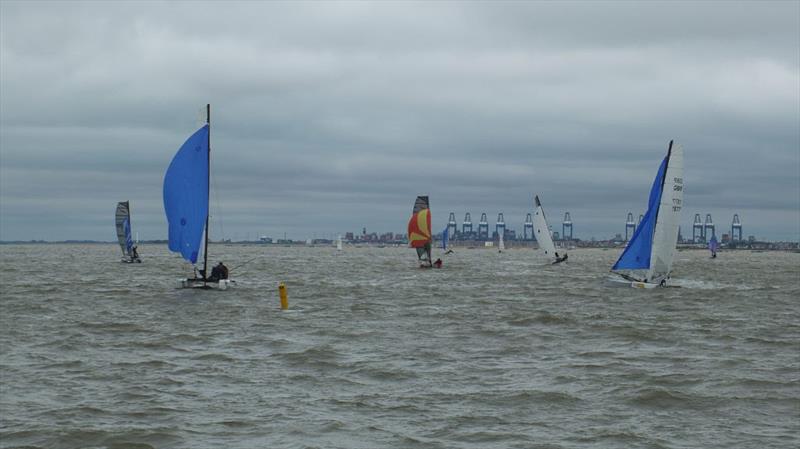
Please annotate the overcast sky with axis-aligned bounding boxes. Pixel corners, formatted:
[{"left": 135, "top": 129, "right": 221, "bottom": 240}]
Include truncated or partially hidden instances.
[{"left": 1, "top": 1, "right": 798, "bottom": 242}]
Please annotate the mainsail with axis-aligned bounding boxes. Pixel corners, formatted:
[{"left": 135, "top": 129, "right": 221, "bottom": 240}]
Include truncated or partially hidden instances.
[
  {"left": 408, "top": 196, "right": 432, "bottom": 263},
  {"left": 115, "top": 201, "right": 134, "bottom": 258},
  {"left": 163, "top": 124, "right": 210, "bottom": 267},
  {"left": 708, "top": 235, "right": 718, "bottom": 257},
  {"left": 532, "top": 195, "right": 562, "bottom": 262},
  {"left": 612, "top": 141, "right": 683, "bottom": 284},
  {"left": 441, "top": 226, "right": 449, "bottom": 251}
]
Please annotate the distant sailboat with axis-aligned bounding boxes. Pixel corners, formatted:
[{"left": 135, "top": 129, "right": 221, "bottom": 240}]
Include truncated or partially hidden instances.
[
  {"left": 708, "top": 235, "right": 718, "bottom": 258},
  {"left": 163, "top": 104, "right": 231, "bottom": 289},
  {"left": 115, "top": 201, "right": 141, "bottom": 263},
  {"left": 610, "top": 140, "right": 684, "bottom": 288},
  {"left": 408, "top": 196, "right": 433, "bottom": 267},
  {"left": 532, "top": 195, "right": 567, "bottom": 264},
  {"left": 336, "top": 235, "right": 343, "bottom": 251},
  {"left": 498, "top": 231, "right": 505, "bottom": 253}
]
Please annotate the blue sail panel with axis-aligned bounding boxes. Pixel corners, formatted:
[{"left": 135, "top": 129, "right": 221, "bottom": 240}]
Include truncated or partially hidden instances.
[
  {"left": 123, "top": 217, "right": 133, "bottom": 253},
  {"left": 441, "top": 226, "right": 449, "bottom": 250},
  {"left": 612, "top": 155, "right": 668, "bottom": 271},
  {"left": 163, "top": 125, "right": 209, "bottom": 264}
]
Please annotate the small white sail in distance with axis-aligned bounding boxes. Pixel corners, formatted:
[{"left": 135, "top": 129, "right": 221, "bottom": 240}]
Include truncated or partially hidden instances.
[{"left": 532, "top": 195, "right": 565, "bottom": 263}]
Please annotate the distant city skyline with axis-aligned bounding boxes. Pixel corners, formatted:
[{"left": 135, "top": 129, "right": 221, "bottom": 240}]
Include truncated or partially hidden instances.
[{"left": 1, "top": 2, "right": 798, "bottom": 242}]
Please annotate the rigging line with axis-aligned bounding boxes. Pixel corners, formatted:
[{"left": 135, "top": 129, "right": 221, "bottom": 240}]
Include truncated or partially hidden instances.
[{"left": 227, "top": 256, "right": 261, "bottom": 272}]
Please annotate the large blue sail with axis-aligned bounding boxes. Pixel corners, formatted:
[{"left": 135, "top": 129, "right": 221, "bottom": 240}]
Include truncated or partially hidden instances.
[
  {"left": 163, "top": 125, "right": 209, "bottom": 264},
  {"left": 441, "top": 226, "right": 449, "bottom": 250},
  {"left": 612, "top": 155, "right": 668, "bottom": 271}
]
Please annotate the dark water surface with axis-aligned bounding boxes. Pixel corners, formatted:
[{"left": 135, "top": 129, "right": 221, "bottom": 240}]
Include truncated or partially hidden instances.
[{"left": 1, "top": 244, "right": 798, "bottom": 448}]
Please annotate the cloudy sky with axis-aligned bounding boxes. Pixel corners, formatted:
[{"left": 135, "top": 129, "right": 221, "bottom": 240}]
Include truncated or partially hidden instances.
[{"left": 1, "top": 1, "right": 798, "bottom": 242}]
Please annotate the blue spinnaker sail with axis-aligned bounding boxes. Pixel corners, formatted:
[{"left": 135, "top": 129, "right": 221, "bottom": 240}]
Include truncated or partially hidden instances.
[
  {"left": 441, "top": 226, "right": 449, "bottom": 250},
  {"left": 612, "top": 155, "right": 668, "bottom": 271},
  {"left": 163, "top": 125, "right": 209, "bottom": 264}
]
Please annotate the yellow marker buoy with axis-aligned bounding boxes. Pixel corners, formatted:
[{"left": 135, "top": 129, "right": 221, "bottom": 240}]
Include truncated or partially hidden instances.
[{"left": 279, "top": 282, "right": 288, "bottom": 310}]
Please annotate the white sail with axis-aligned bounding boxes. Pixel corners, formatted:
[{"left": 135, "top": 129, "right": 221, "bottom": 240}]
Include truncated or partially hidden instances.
[
  {"left": 336, "top": 235, "right": 343, "bottom": 251},
  {"left": 532, "top": 195, "right": 561, "bottom": 262},
  {"left": 498, "top": 232, "right": 505, "bottom": 251},
  {"left": 647, "top": 143, "right": 683, "bottom": 283}
]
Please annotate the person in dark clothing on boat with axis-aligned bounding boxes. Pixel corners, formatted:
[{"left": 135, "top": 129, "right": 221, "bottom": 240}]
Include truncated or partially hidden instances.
[
  {"left": 131, "top": 245, "right": 140, "bottom": 262},
  {"left": 208, "top": 262, "right": 229, "bottom": 282},
  {"left": 553, "top": 252, "right": 568, "bottom": 264}
]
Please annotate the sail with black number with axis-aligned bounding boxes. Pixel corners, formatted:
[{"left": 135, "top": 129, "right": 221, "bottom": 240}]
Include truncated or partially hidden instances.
[
  {"left": 115, "top": 201, "right": 139, "bottom": 262},
  {"left": 408, "top": 196, "right": 432, "bottom": 266},
  {"left": 532, "top": 195, "right": 565, "bottom": 263},
  {"left": 610, "top": 140, "right": 683, "bottom": 288}
]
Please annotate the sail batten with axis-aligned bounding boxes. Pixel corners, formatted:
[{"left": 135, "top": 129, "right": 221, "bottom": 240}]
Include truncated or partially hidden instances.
[{"left": 163, "top": 124, "right": 210, "bottom": 265}]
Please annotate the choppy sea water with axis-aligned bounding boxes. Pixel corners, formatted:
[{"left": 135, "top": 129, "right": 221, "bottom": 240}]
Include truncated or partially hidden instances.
[{"left": 0, "top": 243, "right": 798, "bottom": 449}]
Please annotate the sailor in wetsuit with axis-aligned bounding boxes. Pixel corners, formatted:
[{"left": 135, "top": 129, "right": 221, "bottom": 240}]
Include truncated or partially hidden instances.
[
  {"left": 553, "top": 252, "right": 568, "bottom": 264},
  {"left": 208, "top": 262, "right": 229, "bottom": 282}
]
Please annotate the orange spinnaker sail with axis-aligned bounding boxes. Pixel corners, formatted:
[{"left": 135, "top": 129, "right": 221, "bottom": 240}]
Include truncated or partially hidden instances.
[{"left": 408, "top": 208, "right": 431, "bottom": 248}]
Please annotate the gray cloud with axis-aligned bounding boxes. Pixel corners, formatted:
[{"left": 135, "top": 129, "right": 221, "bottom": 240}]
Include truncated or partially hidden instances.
[{"left": 1, "top": 1, "right": 798, "bottom": 242}]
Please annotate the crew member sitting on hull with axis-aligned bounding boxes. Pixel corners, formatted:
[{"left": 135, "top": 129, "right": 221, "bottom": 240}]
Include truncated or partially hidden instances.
[
  {"left": 208, "top": 262, "right": 229, "bottom": 282},
  {"left": 553, "top": 252, "right": 568, "bottom": 264}
]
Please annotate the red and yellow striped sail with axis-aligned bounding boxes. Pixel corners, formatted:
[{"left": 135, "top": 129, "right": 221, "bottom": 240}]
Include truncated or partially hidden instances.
[{"left": 408, "top": 208, "right": 431, "bottom": 248}]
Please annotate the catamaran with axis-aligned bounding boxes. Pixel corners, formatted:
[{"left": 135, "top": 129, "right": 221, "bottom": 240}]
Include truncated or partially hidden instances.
[
  {"left": 532, "top": 195, "right": 567, "bottom": 264},
  {"left": 708, "top": 235, "right": 718, "bottom": 258},
  {"left": 115, "top": 201, "right": 141, "bottom": 263},
  {"left": 163, "top": 104, "right": 232, "bottom": 289},
  {"left": 408, "top": 196, "right": 433, "bottom": 267},
  {"left": 609, "top": 140, "right": 684, "bottom": 288}
]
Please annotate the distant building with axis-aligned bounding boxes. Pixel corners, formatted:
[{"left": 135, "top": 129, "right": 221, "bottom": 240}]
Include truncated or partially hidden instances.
[{"left": 345, "top": 232, "right": 354, "bottom": 241}]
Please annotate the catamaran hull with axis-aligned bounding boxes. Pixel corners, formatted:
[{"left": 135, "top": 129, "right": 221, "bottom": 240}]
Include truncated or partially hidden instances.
[
  {"left": 605, "top": 277, "right": 662, "bottom": 289},
  {"left": 177, "top": 279, "right": 232, "bottom": 290},
  {"left": 121, "top": 258, "right": 141, "bottom": 264}
]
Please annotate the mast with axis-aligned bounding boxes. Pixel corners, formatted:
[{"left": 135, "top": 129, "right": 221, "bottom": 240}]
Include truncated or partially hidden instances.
[{"left": 203, "top": 103, "right": 210, "bottom": 280}]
